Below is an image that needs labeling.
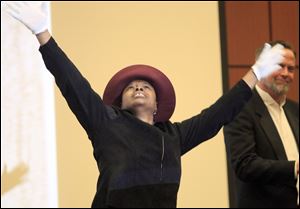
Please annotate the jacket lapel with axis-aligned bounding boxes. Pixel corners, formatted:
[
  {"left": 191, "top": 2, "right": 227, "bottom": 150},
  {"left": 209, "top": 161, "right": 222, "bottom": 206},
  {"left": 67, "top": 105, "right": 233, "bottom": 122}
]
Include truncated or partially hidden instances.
[
  {"left": 284, "top": 104, "right": 299, "bottom": 149},
  {"left": 253, "top": 91, "right": 288, "bottom": 160}
]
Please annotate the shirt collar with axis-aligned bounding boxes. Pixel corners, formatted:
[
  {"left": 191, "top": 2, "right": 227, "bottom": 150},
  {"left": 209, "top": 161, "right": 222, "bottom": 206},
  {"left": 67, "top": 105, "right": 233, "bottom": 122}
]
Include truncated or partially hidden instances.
[{"left": 255, "top": 85, "right": 286, "bottom": 107}]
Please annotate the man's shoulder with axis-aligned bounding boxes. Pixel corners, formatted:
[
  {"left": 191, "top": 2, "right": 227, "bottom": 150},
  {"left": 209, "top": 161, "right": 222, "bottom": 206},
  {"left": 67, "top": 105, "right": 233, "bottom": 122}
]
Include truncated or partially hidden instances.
[
  {"left": 285, "top": 99, "right": 299, "bottom": 112},
  {"left": 286, "top": 99, "right": 299, "bottom": 107},
  {"left": 243, "top": 90, "right": 265, "bottom": 110}
]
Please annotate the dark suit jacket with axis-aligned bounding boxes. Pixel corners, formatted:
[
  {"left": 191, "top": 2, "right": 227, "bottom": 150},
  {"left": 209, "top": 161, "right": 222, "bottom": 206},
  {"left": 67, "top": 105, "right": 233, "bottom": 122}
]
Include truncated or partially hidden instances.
[{"left": 224, "top": 89, "right": 299, "bottom": 208}]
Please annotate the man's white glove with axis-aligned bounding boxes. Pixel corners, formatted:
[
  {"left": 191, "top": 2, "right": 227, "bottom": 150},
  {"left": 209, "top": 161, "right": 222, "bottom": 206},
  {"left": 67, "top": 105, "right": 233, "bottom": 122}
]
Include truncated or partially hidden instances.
[
  {"left": 252, "top": 43, "right": 285, "bottom": 80},
  {"left": 5, "top": 2, "right": 48, "bottom": 35}
]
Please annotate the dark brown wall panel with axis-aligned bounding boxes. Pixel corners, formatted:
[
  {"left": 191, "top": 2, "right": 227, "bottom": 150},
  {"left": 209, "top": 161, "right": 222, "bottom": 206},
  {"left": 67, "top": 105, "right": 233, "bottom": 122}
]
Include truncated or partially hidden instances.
[
  {"left": 271, "top": 1, "right": 299, "bottom": 66},
  {"left": 271, "top": 1, "right": 298, "bottom": 102},
  {"left": 225, "top": 2, "right": 269, "bottom": 65}
]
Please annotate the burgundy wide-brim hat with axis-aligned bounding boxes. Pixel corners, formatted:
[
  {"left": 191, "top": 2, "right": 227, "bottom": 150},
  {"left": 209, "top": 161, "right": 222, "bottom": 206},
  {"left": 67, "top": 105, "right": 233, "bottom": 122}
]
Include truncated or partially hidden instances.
[{"left": 103, "top": 64, "right": 176, "bottom": 122}]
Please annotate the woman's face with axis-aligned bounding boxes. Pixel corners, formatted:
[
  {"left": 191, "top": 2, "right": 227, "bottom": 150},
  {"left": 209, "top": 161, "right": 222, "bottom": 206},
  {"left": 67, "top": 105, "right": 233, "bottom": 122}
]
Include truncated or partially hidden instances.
[{"left": 121, "top": 80, "right": 157, "bottom": 114}]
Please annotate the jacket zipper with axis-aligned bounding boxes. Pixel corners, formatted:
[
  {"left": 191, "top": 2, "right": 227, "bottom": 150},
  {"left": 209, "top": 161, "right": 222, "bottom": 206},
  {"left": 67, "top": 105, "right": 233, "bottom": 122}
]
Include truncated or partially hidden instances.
[{"left": 160, "top": 136, "right": 165, "bottom": 181}]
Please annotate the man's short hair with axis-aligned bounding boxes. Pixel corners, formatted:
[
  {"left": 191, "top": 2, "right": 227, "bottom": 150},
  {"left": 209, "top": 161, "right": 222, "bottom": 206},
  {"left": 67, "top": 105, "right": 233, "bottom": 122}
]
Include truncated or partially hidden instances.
[{"left": 255, "top": 40, "right": 297, "bottom": 60}]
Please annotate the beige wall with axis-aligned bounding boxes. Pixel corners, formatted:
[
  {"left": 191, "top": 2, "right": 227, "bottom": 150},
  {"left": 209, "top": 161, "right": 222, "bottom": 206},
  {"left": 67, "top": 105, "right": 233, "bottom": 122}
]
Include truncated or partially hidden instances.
[{"left": 52, "top": 2, "right": 227, "bottom": 207}]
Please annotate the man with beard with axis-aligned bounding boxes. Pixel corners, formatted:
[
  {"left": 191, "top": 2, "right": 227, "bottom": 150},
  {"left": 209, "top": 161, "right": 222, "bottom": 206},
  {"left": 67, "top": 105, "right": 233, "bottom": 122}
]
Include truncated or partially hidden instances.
[{"left": 224, "top": 41, "right": 299, "bottom": 208}]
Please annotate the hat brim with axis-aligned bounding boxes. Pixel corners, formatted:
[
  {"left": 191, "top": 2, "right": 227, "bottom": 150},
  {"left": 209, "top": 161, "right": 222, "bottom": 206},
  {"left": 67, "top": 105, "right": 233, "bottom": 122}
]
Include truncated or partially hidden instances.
[{"left": 103, "top": 65, "right": 176, "bottom": 122}]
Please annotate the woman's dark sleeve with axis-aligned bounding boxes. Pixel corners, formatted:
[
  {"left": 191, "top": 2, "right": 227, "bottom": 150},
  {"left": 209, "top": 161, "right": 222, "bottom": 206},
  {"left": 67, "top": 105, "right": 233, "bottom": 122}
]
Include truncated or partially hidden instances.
[
  {"left": 175, "top": 80, "right": 253, "bottom": 155},
  {"left": 39, "top": 37, "right": 112, "bottom": 137}
]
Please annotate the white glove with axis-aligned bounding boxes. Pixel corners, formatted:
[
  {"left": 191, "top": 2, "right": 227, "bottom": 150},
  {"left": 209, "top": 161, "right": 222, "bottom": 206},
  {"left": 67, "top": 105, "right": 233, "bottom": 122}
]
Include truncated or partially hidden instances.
[
  {"left": 5, "top": 2, "right": 48, "bottom": 35},
  {"left": 252, "top": 43, "right": 285, "bottom": 80}
]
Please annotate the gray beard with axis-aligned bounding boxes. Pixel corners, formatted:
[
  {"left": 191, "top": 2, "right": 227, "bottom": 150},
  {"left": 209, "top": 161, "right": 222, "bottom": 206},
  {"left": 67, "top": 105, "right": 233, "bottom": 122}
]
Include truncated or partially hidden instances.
[{"left": 265, "top": 81, "right": 290, "bottom": 96}]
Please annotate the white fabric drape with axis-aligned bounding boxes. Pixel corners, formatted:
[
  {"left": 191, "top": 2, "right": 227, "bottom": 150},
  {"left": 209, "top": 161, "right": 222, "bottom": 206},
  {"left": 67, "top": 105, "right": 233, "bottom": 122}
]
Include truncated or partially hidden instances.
[{"left": 1, "top": 1, "right": 58, "bottom": 207}]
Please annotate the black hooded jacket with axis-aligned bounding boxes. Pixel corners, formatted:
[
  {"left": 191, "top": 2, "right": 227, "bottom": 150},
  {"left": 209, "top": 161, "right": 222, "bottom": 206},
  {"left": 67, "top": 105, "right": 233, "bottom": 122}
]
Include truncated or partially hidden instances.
[{"left": 39, "top": 37, "right": 253, "bottom": 208}]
